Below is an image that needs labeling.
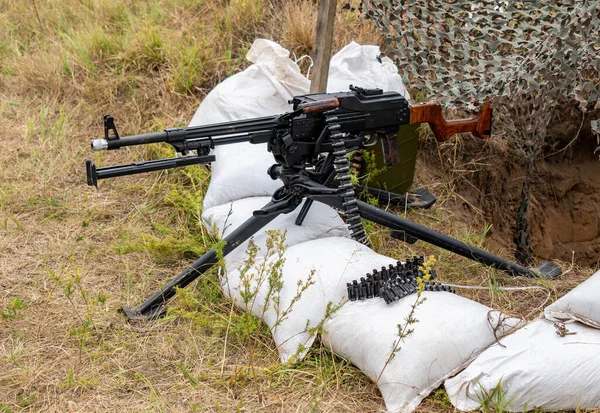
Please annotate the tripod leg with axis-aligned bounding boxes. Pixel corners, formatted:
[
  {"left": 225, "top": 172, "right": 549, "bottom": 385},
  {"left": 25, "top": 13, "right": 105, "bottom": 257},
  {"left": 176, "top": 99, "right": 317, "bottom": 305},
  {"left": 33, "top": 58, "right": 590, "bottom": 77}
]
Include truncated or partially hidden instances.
[
  {"left": 315, "top": 194, "right": 560, "bottom": 279},
  {"left": 295, "top": 169, "right": 337, "bottom": 226},
  {"left": 355, "top": 200, "right": 560, "bottom": 279},
  {"left": 355, "top": 186, "right": 437, "bottom": 209},
  {"left": 294, "top": 199, "right": 313, "bottom": 226},
  {"left": 121, "top": 202, "right": 282, "bottom": 321}
]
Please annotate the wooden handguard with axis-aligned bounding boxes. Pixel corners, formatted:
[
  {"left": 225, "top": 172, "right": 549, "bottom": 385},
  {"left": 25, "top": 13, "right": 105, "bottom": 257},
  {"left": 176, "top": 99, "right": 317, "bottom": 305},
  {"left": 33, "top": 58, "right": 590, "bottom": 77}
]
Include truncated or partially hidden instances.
[
  {"left": 410, "top": 100, "right": 493, "bottom": 142},
  {"left": 298, "top": 98, "right": 340, "bottom": 114}
]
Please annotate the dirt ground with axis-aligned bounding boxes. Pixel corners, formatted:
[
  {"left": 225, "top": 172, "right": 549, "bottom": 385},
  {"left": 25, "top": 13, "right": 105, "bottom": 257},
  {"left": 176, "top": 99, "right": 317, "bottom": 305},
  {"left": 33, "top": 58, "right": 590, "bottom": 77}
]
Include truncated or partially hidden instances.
[{"left": 423, "top": 113, "right": 600, "bottom": 270}]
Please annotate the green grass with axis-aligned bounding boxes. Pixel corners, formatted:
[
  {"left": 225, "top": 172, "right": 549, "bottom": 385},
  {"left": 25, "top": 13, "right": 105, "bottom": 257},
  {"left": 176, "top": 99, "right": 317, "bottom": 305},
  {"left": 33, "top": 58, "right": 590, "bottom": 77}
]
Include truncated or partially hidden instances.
[
  {"left": 0, "top": 2, "right": 388, "bottom": 410},
  {"left": 477, "top": 381, "right": 515, "bottom": 413},
  {"left": 1, "top": 297, "right": 29, "bottom": 320}
]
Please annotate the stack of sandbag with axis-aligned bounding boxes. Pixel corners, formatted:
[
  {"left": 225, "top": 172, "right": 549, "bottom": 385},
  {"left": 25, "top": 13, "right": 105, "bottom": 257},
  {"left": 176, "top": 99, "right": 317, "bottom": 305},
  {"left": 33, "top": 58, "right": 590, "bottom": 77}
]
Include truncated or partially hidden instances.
[
  {"left": 194, "top": 39, "right": 415, "bottom": 363},
  {"left": 445, "top": 269, "right": 600, "bottom": 411},
  {"left": 321, "top": 292, "right": 520, "bottom": 412},
  {"left": 222, "top": 236, "right": 398, "bottom": 362},
  {"left": 193, "top": 38, "right": 525, "bottom": 413}
]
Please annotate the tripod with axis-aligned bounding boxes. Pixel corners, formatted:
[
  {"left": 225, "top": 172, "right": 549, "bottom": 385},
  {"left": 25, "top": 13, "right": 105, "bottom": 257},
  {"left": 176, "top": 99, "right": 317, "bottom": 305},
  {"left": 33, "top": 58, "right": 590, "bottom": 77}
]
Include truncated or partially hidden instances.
[
  {"left": 85, "top": 88, "right": 561, "bottom": 321},
  {"left": 121, "top": 167, "right": 561, "bottom": 321}
]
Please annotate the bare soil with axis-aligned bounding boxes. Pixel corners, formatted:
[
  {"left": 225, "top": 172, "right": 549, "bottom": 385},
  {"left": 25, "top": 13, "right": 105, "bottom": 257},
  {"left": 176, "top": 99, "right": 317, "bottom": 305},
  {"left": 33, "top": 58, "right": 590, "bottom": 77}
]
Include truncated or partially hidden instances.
[{"left": 424, "top": 111, "right": 600, "bottom": 270}]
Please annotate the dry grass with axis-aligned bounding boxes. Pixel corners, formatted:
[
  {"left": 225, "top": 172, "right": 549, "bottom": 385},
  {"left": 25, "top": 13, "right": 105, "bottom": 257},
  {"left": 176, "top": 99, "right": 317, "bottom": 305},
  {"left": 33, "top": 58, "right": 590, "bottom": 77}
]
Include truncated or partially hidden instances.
[{"left": 0, "top": 0, "right": 595, "bottom": 412}]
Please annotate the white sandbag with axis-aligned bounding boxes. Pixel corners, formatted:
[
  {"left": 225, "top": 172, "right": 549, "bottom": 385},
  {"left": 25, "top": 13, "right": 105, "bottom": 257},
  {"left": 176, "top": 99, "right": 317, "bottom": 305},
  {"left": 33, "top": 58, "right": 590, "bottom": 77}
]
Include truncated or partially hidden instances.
[
  {"left": 223, "top": 237, "right": 398, "bottom": 363},
  {"left": 322, "top": 294, "right": 519, "bottom": 413},
  {"left": 201, "top": 196, "right": 350, "bottom": 273},
  {"left": 544, "top": 269, "right": 600, "bottom": 328},
  {"left": 327, "top": 41, "right": 410, "bottom": 98},
  {"left": 445, "top": 318, "right": 600, "bottom": 411},
  {"left": 192, "top": 39, "right": 310, "bottom": 210}
]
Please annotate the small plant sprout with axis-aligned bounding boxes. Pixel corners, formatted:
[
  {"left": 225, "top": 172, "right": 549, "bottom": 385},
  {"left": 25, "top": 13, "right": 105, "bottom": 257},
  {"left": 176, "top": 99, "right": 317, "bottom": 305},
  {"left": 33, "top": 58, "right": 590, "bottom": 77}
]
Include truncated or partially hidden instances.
[
  {"left": 376, "top": 255, "right": 437, "bottom": 383},
  {"left": 476, "top": 380, "right": 516, "bottom": 413}
]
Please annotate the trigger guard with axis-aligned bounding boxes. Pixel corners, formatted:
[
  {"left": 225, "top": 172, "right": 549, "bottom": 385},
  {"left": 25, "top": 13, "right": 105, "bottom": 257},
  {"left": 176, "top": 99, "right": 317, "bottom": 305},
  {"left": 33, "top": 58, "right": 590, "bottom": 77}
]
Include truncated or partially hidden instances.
[{"left": 362, "top": 133, "right": 379, "bottom": 147}]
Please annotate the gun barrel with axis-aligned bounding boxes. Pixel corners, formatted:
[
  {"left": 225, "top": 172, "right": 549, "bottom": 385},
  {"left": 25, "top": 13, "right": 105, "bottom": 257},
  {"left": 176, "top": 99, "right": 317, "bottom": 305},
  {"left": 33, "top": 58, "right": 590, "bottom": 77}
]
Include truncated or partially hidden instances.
[
  {"left": 90, "top": 115, "right": 283, "bottom": 152},
  {"left": 91, "top": 131, "right": 167, "bottom": 151}
]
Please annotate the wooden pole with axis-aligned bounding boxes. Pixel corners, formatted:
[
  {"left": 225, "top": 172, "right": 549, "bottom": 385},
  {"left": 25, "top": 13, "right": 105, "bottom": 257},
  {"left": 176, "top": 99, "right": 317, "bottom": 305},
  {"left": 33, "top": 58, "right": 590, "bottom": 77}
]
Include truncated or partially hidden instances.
[{"left": 310, "top": 0, "right": 337, "bottom": 93}]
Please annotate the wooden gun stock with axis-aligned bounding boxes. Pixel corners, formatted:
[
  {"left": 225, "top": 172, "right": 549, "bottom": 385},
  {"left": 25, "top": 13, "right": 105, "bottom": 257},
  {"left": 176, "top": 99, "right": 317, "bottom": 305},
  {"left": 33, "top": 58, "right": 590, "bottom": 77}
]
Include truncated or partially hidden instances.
[{"left": 410, "top": 101, "right": 493, "bottom": 142}]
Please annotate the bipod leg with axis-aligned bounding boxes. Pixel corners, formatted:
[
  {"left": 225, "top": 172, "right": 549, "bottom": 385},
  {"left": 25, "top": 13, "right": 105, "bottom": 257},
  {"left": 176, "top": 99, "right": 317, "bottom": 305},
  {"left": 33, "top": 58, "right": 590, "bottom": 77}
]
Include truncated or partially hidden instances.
[{"left": 121, "top": 202, "right": 282, "bottom": 321}]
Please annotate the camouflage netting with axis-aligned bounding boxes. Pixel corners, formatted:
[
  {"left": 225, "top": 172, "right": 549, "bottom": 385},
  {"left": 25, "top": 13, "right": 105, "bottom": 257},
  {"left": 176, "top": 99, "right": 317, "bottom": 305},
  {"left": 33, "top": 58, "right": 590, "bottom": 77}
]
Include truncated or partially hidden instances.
[
  {"left": 357, "top": 0, "right": 600, "bottom": 112},
  {"left": 354, "top": 0, "right": 600, "bottom": 264},
  {"left": 594, "top": 119, "right": 600, "bottom": 159}
]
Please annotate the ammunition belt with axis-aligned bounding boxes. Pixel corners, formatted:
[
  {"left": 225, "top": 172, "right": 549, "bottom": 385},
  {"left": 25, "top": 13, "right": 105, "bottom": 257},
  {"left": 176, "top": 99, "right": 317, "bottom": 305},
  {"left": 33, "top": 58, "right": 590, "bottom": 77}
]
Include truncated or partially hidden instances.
[
  {"left": 326, "top": 117, "right": 368, "bottom": 244},
  {"left": 347, "top": 256, "right": 455, "bottom": 304}
]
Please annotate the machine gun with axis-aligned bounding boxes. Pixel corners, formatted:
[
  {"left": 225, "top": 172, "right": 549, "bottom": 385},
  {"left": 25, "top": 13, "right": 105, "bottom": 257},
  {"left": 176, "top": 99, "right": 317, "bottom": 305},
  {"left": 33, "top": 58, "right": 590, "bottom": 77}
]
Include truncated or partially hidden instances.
[{"left": 86, "top": 86, "right": 560, "bottom": 320}]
